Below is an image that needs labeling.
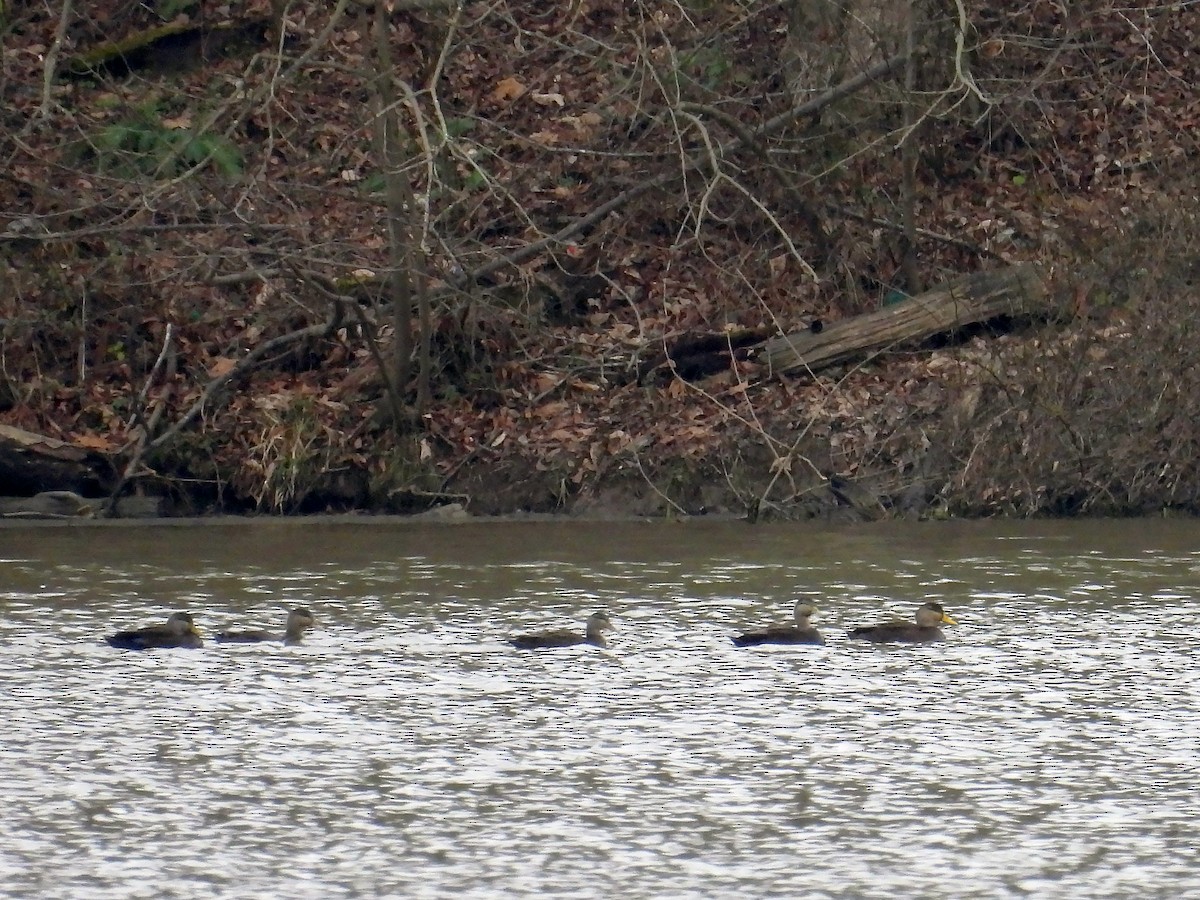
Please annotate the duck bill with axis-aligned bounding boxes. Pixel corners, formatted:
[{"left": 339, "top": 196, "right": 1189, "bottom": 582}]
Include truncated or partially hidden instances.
[{"left": 941, "top": 614, "right": 958, "bottom": 626}]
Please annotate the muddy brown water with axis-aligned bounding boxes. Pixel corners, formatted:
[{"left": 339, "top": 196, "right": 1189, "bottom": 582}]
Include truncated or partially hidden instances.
[{"left": 2, "top": 518, "right": 1199, "bottom": 898}]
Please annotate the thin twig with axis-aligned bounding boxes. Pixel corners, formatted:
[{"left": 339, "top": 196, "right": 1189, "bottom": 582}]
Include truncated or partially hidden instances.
[
  {"left": 37, "top": 0, "right": 74, "bottom": 122},
  {"left": 628, "top": 450, "right": 689, "bottom": 518},
  {"left": 129, "top": 324, "right": 175, "bottom": 428},
  {"left": 145, "top": 321, "right": 331, "bottom": 453},
  {"left": 106, "top": 324, "right": 176, "bottom": 515},
  {"left": 464, "top": 51, "right": 912, "bottom": 285}
]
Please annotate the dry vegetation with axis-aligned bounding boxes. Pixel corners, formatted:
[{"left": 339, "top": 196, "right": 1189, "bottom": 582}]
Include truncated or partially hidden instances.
[{"left": 0, "top": 0, "right": 1197, "bottom": 518}]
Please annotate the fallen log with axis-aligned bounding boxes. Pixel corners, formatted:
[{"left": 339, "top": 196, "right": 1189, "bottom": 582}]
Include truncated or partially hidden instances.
[
  {"left": 0, "top": 491, "right": 164, "bottom": 520},
  {"left": 0, "top": 490, "right": 95, "bottom": 518},
  {"left": 757, "top": 265, "right": 1050, "bottom": 377},
  {"left": 637, "top": 326, "right": 773, "bottom": 384},
  {"left": 0, "top": 424, "right": 109, "bottom": 496}
]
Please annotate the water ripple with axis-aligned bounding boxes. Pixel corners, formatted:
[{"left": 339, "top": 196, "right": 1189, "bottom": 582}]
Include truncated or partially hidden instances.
[{"left": 2, "top": 520, "right": 1200, "bottom": 897}]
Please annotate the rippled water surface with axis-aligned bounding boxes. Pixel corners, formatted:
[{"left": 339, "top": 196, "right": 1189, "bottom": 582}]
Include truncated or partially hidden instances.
[{"left": 2, "top": 518, "right": 1200, "bottom": 898}]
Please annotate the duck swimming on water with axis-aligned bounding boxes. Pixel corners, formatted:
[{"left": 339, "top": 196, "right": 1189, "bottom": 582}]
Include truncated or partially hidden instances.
[
  {"left": 215, "top": 607, "right": 316, "bottom": 645},
  {"left": 509, "top": 611, "right": 614, "bottom": 649},
  {"left": 848, "top": 601, "right": 958, "bottom": 643},
  {"left": 106, "top": 612, "right": 203, "bottom": 650},
  {"left": 732, "top": 601, "right": 824, "bottom": 647}
]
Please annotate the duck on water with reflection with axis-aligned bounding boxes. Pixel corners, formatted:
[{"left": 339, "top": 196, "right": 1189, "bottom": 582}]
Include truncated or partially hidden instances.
[
  {"left": 215, "top": 607, "right": 316, "bottom": 645},
  {"left": 732, "top": 600, "right": 825, "bottom": 647},
  {"left": 106, "top": 607, "right": 319, "bottom": 650},
  {"left": 106, "top": 612, "right": 203, "bottom": 650},
  {"left": 102, "top": 602, "right": 961, "bottom": 652},
  {"left": 508, "top": 610, "right": 615, "bottom": 649},
  {"left": 848, "top": 601, "right": 958, "bottom": 643}
]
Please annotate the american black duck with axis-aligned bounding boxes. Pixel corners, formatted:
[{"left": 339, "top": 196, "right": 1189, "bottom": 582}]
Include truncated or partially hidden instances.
[
  {"left": 214, "top": 607, "right": 316, "bottom": 645},
  {"left": 732, "top": 601, "right": 824, "bottom": 647},
  {"left": 848, "top": 601, "right": 958, "bottom": 643},
  {"left": 508, "top": 610, "right": 614, "bottom": 649},
  {"left": 106, "top": 612, "right": 203, "bottom": 650}
]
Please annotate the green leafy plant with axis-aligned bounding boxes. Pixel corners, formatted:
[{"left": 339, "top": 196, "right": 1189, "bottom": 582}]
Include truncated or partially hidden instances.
[
  {"left": 360, "top": 172, "right": 388, "bottom": 195},
  {"left": 679, "top": 47, "right": 732, "bottom": 89},
  {"left": 155, "top": 0, "right": 199, "bottom": 19},
  {"left": 462, "top": 168, "right": 488, "bottom": 191},
  {"left": 89, "top": 104, "right": 243, "bottom": 178},
  {"left": 444, "top": 117, "right": 475, "bottom": 139}
]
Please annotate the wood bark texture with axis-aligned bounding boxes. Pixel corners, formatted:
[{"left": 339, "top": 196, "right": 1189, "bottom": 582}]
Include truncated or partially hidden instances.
[{"left": 757, "top": 265, "right": 1050, "bottom": 377}]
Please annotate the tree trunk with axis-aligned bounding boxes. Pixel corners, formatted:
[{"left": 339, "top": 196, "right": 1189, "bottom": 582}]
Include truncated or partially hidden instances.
[{"left": 372, "top": 0, "right": 417, "bottom": 427}]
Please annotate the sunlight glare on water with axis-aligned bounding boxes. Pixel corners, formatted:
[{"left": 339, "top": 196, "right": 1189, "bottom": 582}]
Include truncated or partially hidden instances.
[{"left": 1, "top": 519, "right": 1199, "bottom": 898}]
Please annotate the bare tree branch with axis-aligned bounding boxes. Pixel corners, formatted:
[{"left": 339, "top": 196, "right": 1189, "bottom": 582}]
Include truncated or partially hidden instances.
[{"left": 465, "top": 51, "right": 912, "bottom": 285}]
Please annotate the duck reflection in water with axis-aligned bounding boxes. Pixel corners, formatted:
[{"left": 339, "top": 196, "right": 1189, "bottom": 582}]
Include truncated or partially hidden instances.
[
  {"left": 106, "top": 612, "right": 203, "bottom": 650},
  {"left": 732, "top": 600, "right": 824, "bottom": 647},
  {"left": 215, "top": 607, "right": 316, "bottom": 645},
  {"left": 848, "top": 601, "right": 958, "bottom": 643},
  {"left": 509, "top": 611, "right": 614, "bottom": 649}
]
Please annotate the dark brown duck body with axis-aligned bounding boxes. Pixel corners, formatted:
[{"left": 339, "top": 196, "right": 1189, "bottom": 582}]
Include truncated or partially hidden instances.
[
  {"left": 215, "top": 607, "right": 315, "bottom": 645},
  {"left": 107, "top": 612, "right": 203, "bottom": 650},
  {"left": 509, "top": 611, "right": 613, "bottom": 650},
  {"left": 848, "top": 601, "right": 957, "bottom": 643},
  {"left": 733, "top": 601, "right": 824, "bottom": 647}
]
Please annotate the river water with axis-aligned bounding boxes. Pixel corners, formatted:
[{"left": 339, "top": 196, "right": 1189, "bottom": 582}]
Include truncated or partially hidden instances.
[{"left": 1, "top": 518, "right": 1198, "bottom": 898}]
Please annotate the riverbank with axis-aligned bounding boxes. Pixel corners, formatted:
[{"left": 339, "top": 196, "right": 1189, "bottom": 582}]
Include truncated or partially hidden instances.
[
  {"left": 2, "top": 3, "right": 1197, "bottom": 520},
  {"left": 6, "top": 274, "right": 1200, "bottom": 523}
]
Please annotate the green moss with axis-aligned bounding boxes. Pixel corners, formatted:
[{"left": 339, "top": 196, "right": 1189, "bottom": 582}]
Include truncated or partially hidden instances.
[{"left": 66, "top": 22, "right": 195, "bottom": 76}]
